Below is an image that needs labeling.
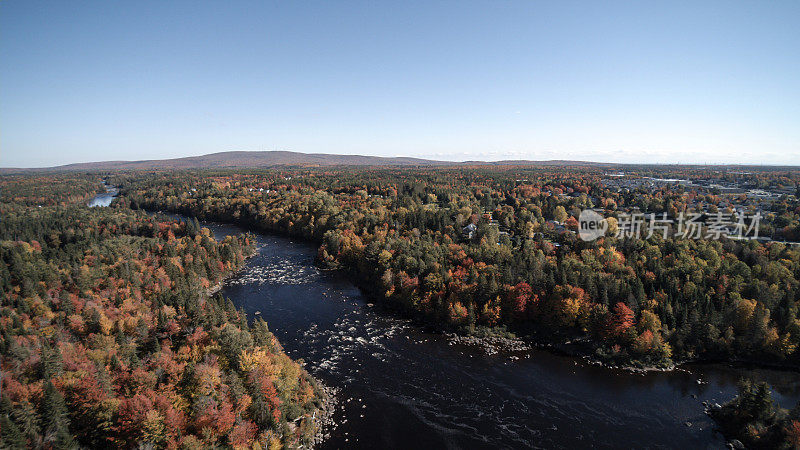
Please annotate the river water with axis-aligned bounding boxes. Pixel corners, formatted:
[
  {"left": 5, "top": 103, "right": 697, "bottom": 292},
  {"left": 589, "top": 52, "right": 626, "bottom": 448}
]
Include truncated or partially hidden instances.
[
  {"left": 205, "top": 221, "right": 800, "bottom": 449},
  {"left": 93, "top": 192, "right": 800, "bottom": 449},
  {"left": 87, "top": 183, "right": 119, "bottom": 207}
]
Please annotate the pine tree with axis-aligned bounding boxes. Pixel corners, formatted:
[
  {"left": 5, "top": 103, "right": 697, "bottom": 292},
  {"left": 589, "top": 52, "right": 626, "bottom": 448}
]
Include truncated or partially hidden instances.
[
  {"left": 0, "top": 414, "right": 27, "bottom": 449},
  {"left": 11, "top": 400, "right": 40, "bottom": 442},
  {"left": 40, "top": 381, "right": 74, "bottom": 449},
  {"left": 40, "top": 343, "right": 63, "bottom": 379}
]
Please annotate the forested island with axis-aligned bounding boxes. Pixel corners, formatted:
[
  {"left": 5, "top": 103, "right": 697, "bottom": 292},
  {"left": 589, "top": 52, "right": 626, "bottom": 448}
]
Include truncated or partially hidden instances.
[{"left": 2, "top": 166, "right": 800, "bottom": 448}]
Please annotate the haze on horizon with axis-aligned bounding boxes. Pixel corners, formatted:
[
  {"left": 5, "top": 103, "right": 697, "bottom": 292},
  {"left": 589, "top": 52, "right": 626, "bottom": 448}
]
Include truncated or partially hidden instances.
[{"left": 2, "top": 1, "right": 799, "bottom": 168}]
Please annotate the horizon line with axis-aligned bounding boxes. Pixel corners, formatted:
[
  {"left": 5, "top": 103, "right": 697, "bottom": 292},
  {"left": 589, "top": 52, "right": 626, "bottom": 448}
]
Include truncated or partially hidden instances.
[{"left": 3, "top": 149, "right": 800, "bottom": 171}]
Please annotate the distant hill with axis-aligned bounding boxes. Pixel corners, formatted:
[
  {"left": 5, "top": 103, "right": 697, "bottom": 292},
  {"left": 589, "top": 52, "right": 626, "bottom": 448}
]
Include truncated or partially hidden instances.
[
  {"left": 3, "top": 151, "right": 445, "bottom": 171},
  {"left": 1, "top": 151, "right": 616, "bottom": 172}
]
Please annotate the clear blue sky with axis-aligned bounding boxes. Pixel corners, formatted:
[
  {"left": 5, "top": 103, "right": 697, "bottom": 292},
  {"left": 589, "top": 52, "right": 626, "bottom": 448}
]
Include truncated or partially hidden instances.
[{"left": 2, "top": 1, "right": 799, "bottom": 167}]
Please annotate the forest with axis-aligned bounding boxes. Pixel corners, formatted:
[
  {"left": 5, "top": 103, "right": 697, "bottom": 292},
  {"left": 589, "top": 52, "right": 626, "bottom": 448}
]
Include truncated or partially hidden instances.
[
  {"left": 0, "top": 174, "right": 325, "bottom": 449},
  {"left": 3, "top": 166, "right": 800, "bottom": 448},
  {"left": 116, "top": 166, "right": 800, "bottom": 370}
]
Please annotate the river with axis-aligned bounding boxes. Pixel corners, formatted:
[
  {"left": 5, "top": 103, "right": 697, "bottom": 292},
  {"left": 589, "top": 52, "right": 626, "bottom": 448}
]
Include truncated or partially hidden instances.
[
  {"left": 206, "top": 221, "right": 800, "bottom": 449},
  {"left": 87, "top": 183, "right": 119, "bottom": 207},
  {"left": 91, "top": 192, "right": 800, "bottom": 448}
]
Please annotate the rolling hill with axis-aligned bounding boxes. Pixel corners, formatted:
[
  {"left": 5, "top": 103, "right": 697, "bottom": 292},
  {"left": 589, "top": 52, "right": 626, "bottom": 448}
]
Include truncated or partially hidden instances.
[{"left": 1, "top": 151, "right": 615, "bottom": 172}]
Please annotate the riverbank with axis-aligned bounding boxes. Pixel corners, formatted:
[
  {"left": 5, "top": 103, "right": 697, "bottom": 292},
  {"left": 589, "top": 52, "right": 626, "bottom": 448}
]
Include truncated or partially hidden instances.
[
  {"left": 201, "top": 236, "right": 336, "bottom": 448},
  {"left": 199, "top": 232, "right": 341, "bottom": 448},
  {"left": 449, "top": 324, "right": 800, "bottom": 376},
  {"left": 447, "top": 322, "right": 800, "bottom": 375},
  {"left": 206, "top": 246, "right": 260, "bottom": 296},
  {"left": 446, "top": 326, "right": 678, "bottom": 373},
  {"left": 147, "top": 206, "right": 800, "bottom": 377},
  {"left": 309, "top": 383, "right": 339, "bottom": 447}
]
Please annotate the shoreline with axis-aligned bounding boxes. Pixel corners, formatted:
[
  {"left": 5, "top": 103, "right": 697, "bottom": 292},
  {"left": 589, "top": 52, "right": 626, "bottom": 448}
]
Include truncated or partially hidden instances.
[
  {"left": 446, "top": 330, "right": 679, "bottom": 373},
  {"left": 203, "top": 242, "right": 336, "bottom": 448},
  {"left": 155, "top": 208, "right": 800, "bottom": 376},
  {"left": 448, "top": 327, "right": 800, "bottom": 376},
  {"left": 205, "top": 246, "right": 259, "bottom": 296},
  {"left": 308, "top": 383, "right": 339, "bottom": 448}
]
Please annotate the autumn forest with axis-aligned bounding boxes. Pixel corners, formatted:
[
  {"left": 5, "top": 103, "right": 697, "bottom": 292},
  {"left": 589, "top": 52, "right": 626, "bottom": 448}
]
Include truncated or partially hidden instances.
[{"left": 2, "top": 165, "right": 800, "bottom": 448}]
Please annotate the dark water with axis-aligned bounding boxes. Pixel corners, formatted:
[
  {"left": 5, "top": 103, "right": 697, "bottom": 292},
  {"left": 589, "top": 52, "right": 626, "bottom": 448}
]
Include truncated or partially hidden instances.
[{"left": 113, "top": 199, "right": 800, "bottom": 449}]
